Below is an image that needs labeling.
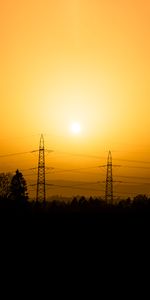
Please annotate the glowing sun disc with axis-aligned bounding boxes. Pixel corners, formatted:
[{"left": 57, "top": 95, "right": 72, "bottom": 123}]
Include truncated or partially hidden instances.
[{"left": 71, "top": 122, "right": 81, "bottom": 134}]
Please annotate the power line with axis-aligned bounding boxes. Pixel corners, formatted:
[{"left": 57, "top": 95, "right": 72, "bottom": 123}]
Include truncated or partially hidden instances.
[
  {"left": 114, "top": 158, "right": 150, "bottom": 164},
  {"left": 115, "top": 181, "right": 150, "bottom": 185},
  {"left": 115, "top": 175, "right": 150, "bottom": 180},
  {"left": 47, "top": 166, "right": 101, "bottom": 174},
  {"left": 46, "top": 181, "right": 103, "bottom": 187},
  {"left": 46, "top": 183, "right": 105, "bottom": 193},
  {"left": 1, "top": 147, "right": 150, "bottom": 165},
  {"left": 0, "top": 150, "right": 38, "bottom": 158},
  {"left": 122, "top": 165, "right": 150, "bottom": 169},
  {"left": 47, "top": 150, "right": 150, "bottom": 164}
]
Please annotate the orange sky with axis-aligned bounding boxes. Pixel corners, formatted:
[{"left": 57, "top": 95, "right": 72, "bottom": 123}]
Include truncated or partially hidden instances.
[{"left": 0, "top": 0, "right": 150, "bottom": 198}]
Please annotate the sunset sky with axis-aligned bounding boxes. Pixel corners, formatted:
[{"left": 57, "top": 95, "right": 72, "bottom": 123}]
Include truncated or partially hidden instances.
[{"left": 0, "top": 0, "right": 150, "bottom": 199}]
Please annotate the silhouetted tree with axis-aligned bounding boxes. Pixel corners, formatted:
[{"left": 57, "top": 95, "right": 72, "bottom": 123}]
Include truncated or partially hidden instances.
[
  {"left": 89, "top": 196, "right": 94, "bottom": 205},
  {"left": 0, "top": 173, "right": 12, "bottom": 199},
  {"left": 71, "top": 197, "right": 78, "bottom": 206},
  {"left": 9, "top": 170, "right": 28, "bottom": 203},
  {"left": 118, "top": 197, "right": 131, "bottom": 209},
  {"left": 132, "top": 194, "right": 149, "bottom": 209}
]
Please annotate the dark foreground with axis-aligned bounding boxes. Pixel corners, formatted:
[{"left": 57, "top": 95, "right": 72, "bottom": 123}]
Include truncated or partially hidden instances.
[
  {"left": 0, "top": 196, "right": 150, "bottom": 295},
  {"left": 0, "top": 196, "right": 150, "bottom": 245}
]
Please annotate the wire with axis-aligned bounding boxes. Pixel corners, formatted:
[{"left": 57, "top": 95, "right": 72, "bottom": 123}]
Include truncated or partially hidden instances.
[
  {"left": 46, "top": 181, "right": 102, "bottom": 187},
  {"left": 0, "top": 150, "right": 38, "bottom": 158},
  {"left": 1, "top": 147, "right": 150, "bottom": 165},
  {"left": 47, "top": 150, "right": 103, "bottom": 159},
  {"left": 46, "top": 183, "right": 105, "bottom": 192},
  {"left": 114, "top": 191, "right": 149, "bottom": 196},
  {"left": 116, "top": 181, "right": 150, "bottom": 185},
  {"left": 122, "top": 165, "right": 150, "bottom": 169},
  {"left": 115, "top": 175, "right": 150, "bottom": 180},
  {"left": 43, "top": 166, "right": 103, "bottom": 175},
  {"left": 47, "top": 150, "right": 150, "bottom": 164},
  {"left": 113, "top": 158, "right": 150, "bottom": 164}
]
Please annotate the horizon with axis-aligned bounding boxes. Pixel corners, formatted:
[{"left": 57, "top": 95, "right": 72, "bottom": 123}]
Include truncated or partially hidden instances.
[{"left": 1, "top": 135, "right": 150, "bottom": 200}]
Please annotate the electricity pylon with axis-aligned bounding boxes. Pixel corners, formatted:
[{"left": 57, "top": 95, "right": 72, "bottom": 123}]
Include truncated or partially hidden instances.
[
  {"left": 36, "top": 134, "right": 46, "bottom": 202},
  {"left": 105, "top": 151, "right": 113, "bottom": 204}
]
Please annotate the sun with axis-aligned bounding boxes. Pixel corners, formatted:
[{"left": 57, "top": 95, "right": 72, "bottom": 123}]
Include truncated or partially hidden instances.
[{"left": 70, "top": 122, "right": 81, "bottom": 134}]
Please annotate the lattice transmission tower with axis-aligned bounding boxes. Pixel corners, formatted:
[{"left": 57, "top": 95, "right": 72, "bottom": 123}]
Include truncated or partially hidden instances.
[
  {"left": 105, "top": 151, "right": 113, "bottom": 204},
  {"left": 36, "top": 134, "right": 46, "bottom": 202}
]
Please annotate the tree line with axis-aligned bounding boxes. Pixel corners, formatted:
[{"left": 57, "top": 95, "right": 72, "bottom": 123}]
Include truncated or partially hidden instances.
[{"left": 0, "top": 170, "right": 150, "bottom": 216}]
